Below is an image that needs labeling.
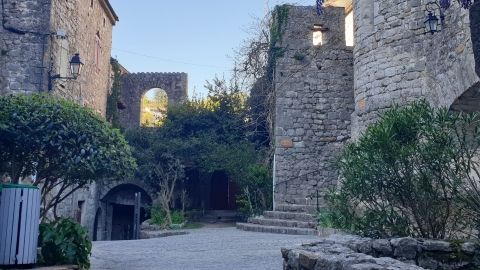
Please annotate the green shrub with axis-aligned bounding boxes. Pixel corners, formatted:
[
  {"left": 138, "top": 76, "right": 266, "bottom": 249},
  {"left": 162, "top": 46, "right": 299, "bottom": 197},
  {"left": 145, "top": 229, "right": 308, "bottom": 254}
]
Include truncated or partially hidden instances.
[
  {"left": 150, "top": 204, "right": 167, "bottom": 227},
  {"left": 38, "top": 218, "right": 91, "bottom": 269},
  {"left": 171, "top": 211, "right": 185, "bottom": 224},
  {"left": 323, "top": 101, "right": 480, "bottom": 239},
  {"left": 236, "top": 164, "right": 273, "bottom": 218},
  {"left": 0, "top": 94, "right": 136, "bottom": 219}
]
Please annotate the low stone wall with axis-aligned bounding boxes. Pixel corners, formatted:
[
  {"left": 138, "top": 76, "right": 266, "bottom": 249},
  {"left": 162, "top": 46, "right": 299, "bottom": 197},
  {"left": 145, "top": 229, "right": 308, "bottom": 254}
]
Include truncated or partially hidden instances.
[{"left": 281, "top": 234, "right": 479, "bottom": 270}]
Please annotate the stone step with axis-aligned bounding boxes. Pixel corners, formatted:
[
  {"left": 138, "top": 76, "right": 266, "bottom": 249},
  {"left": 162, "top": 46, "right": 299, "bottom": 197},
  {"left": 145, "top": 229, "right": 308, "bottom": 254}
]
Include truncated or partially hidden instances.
[
  {"left": 248, "top": 217, "right": 316, "bottom": 229},
  {"left": 275, "top": 204, "right": 319, "bottom": 213},
  {"left": 236, "top": 222, "right": 317, "bottom": 235},
  {"left": 263, "top": 211, "right": 316, "bottom": 222}
]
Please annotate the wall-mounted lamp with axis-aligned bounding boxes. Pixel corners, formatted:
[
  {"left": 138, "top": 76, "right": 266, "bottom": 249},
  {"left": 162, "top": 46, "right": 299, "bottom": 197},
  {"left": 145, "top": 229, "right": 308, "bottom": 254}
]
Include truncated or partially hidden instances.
[
  {"left": 424, "top": 1, "right": 445, "bottom": 35},
  {"left": 48, "top": 53, "right": 84, "bottom": 91}
]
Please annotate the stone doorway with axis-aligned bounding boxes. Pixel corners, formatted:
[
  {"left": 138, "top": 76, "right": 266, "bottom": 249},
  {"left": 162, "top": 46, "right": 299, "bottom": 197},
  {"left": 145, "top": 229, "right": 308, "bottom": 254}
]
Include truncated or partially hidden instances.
[
  {"left": 101, "top": 183, "right": 152, "bottom": 240},
  {"left": 111, "top": 204, "right": 147, "bottom": 240}
]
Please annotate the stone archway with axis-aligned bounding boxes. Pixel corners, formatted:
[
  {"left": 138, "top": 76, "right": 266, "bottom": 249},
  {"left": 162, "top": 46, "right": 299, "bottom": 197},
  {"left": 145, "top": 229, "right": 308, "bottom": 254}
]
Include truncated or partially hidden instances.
[
  {"left": 100, "top": 183, "right": 153, "bottom": 240},
  {"left": 450, "top": 82, "right": 480, "bottom": 112},
  {"left": 118, "top": 72, "right": 188, "bottom": 128}
]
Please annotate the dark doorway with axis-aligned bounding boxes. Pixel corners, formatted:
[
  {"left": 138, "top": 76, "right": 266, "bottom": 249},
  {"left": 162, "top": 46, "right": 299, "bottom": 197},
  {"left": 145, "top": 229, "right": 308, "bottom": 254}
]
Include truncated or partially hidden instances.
[
  {"left": 102, "top": 184, "right": 152, "bottom": 240},
  {"left": 209, "top": 171, "right": 239, "bottom": 210},
  {"left": 111, "top": 204, "right": 134, "bottom": 240}
]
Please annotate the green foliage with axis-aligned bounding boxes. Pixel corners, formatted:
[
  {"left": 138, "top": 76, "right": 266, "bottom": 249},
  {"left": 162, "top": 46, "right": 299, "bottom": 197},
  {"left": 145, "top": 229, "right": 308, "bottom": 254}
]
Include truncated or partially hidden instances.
[
  {"left": 150, "top": 204, "right": 167, "bottom": 227},
  {"left": 106, "top": 58, "right": 122, "bottom": 128},
  {"left": 270, "top": 5, "right": 289, "bottom": 48},
  {"left": 38, "top": 218, "right": 91, "bottom": 269},
  {"left": 171, "top": 211, "right": 185, "bottom": 224},
  {"left": 0, "top": 94, "right": 136, "bottom": 218},
  {"left": 268, "top": 5, "right": 289, "bottom": 75},
  {"left": 126, "top": 80, "right": 272, "bottom": 217},
  {"left": 237, "top": 164, "right": 273, "bottom": 218},
  {"left": 323, "top": 101, "right": 480, "bottom": 239}
]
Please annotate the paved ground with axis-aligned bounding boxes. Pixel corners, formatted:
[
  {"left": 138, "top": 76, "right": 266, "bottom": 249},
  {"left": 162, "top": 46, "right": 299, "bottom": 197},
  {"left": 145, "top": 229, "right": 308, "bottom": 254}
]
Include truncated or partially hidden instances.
[{"left": 91, "top": 226, "right": 318, "bottom": 270}]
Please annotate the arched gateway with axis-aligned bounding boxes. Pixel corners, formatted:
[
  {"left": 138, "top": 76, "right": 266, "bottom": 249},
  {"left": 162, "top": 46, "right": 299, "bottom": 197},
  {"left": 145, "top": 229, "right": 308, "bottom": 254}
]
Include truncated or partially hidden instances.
[
  {"left": 118, "top": 72, "right": 188, "bottom": 128},
  {"left": 92, "top": 182, "right": 153, "bottom": 241}
]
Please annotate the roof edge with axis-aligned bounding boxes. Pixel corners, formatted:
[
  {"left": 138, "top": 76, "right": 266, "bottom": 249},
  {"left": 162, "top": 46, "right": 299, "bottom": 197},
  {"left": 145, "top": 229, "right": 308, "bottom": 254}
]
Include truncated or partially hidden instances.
[{"left": 99, "top": 0, "right": 119, "bottom": 25}]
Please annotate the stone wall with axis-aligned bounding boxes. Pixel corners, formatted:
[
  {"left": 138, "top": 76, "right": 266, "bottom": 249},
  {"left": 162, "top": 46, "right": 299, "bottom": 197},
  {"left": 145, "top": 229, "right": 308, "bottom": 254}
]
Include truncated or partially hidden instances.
[
  {"left": 118, "top": 72, "right": 188, "bottom": 128},
  {"left": 470, "top": 2, "right": 480, "bottom": 77},
  {"left": 49, "top": 0, "right": 117, "bottom": 116},
  {"left": 352, "top": 0, "right": 479, "bottom": 137},
  {"left": 0, "top": 0, "right": 52, "bottom": 95},
  {"left": 282, "top": 234, "right": 480, "bottom": 270},
  {"left": 0, "top": 0, "right": 116, "bottom": 116},
  {"left": 273, "top": 6, "right": 354, "bottom": 207}
]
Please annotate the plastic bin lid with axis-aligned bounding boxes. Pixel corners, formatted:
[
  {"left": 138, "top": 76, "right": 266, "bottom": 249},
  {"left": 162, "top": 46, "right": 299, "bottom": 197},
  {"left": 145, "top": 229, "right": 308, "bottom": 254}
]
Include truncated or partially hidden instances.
[{"left": 0, "top": 183, "right": 38, "bottom": 192}]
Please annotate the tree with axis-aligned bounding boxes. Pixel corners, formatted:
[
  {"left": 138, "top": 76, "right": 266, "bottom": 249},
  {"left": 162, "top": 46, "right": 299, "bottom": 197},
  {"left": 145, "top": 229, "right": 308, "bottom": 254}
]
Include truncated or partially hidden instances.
[
  {"left": 125, "top": 81, "right": 272, "bottom": 216},
  {"left": 154, "top": 154, "right": 185, "bottom": 226},
  {"left": 321, "top": 101, "right": 480, "bottom": 239},
  {"left": 0, "top": 94, "right": 136, "bottom": 219}
]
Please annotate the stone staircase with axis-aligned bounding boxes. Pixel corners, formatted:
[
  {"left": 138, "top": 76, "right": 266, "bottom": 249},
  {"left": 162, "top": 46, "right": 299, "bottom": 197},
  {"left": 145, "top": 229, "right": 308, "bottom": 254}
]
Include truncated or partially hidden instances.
[{"left": 236, "top": 204, "right": 318, "bottom": 235}]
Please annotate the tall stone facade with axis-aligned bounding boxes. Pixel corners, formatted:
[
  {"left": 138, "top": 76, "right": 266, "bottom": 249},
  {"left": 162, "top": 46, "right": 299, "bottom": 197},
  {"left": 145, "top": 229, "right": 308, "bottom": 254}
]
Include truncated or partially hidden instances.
[
  {"left": 0, "top": 0, "right": 118, "bottom": 116},
  {"left": 272, "top": 0, "right": 479, "bottom": 210},
  {"left": 273, "top": 6, "right": 354, "bottom": 208},
  {"left": 0, "top": 0, "right": 51, "bottom": 95},
  {"left": 352, "top": 0, "right": 479, "bottom": 137},
  {"left": 118, "top": 72, "right": 188, "bottom": 128},
  {"left": 49, "top": 0, "right": 117, "bottom": 116}
]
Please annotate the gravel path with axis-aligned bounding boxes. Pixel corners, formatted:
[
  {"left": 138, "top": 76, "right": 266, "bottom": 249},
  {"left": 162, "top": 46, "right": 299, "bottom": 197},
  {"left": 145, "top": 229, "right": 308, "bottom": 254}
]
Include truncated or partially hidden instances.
[{"left": 91, "top": 226, "right": 318, "bottom": 270}]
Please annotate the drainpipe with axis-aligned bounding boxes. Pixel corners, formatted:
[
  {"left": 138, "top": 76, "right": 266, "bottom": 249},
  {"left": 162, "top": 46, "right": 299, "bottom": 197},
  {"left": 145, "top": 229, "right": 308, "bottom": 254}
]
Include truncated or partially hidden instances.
[{"left": 273, "top": 154, "right": 276, "bottom": 211}]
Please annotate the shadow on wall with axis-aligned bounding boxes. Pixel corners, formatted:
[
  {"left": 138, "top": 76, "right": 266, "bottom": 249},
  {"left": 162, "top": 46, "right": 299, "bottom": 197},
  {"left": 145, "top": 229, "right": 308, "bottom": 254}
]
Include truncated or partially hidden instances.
[{"left": 471, "top": 2, "right": 480, "bottom": 77}]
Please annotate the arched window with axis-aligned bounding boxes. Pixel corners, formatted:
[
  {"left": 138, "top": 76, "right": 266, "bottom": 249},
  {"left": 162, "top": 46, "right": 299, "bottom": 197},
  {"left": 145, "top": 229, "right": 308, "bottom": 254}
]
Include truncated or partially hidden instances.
[{"left": 141, "top": 88, "right": 168, "bottom": 126}]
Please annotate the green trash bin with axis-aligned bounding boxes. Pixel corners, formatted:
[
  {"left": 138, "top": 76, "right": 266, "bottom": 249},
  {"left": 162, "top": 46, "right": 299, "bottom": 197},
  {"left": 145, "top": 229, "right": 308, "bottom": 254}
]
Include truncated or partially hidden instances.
[{"left": 0, "top": 184, "right": 41, "bottom": 266}]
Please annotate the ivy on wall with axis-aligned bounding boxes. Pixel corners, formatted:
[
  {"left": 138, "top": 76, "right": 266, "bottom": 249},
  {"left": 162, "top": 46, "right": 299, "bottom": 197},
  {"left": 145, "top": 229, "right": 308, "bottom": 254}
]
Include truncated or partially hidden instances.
[{"left": 106, "top": 58, "right": 121, "bottom": 128}]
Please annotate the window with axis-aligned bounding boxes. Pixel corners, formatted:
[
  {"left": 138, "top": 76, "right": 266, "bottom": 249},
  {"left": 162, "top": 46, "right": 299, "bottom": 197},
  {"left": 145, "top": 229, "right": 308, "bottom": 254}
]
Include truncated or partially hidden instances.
[
  {"left": 90, "top": 0, "right": 94, "bottom": 8},
  {"left": 345, "top": 10, "right": 354, "bottom": 46},
  {"left": 95, "top": 33, "right": 102, "bottom": 72},
  {"left": 312, "top": 24, "right": 324, "bottom": 46},
  {"left": 76, "top": 200, "right": 85, "bottom": 223}
]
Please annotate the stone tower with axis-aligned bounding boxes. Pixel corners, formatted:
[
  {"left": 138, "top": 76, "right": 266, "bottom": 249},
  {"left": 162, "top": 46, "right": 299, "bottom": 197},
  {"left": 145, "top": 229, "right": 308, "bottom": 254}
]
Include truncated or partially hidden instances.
[
  {"left": 352, "top": 0, "right": 480, "bottom": 137},
  {"left": 273, "top": 6, "right": 354, "bottom": 209}
]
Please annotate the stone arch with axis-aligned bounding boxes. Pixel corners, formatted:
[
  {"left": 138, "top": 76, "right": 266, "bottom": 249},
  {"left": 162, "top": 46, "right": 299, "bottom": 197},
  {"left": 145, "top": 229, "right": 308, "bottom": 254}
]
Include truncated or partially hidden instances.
[
  {"left": 102, "top": 183, "right": 153, "bottom": 205},
  {"left": 450, "top": 82, "right": 480, "bottom": 112},
  {"left": 97, "top": 182, "right": 153, "bottom": 240},
  {"left": 471, "top": 2, "right": 480, "bottom": 77},
  {"left": 140, "top": 88, "right": 169, "bottom": 126},
  {"left": 118, "top": 72, "right": 188, "bottom": 128}
]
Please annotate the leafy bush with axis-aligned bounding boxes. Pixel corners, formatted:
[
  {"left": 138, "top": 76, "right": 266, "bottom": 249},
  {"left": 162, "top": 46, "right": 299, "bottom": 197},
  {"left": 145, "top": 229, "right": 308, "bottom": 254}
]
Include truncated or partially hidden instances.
[
  {"left": 237, "top": 164, "right": 273, "bottom": 218},
  {"left": 322, "top": 101, "right": 480, "bottom": 239},
  {"left": 150, "top": 204, "right": 167, "bottom": 227},
  {"left": 125, "top": 83, "right": 271, "bottom": 218},
  {"left": 0, "top": 94, "right": 136, "bottom": 219},
  {"left": 171, "top": 211, "right": 186, "bottom": 224},
  {"left": 38, "top": 218, "right": 91, "bottom": 269}
]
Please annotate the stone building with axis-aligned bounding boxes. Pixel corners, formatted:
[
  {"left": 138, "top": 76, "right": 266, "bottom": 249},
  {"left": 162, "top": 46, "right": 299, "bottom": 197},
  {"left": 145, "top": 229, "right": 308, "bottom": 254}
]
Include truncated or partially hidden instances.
[
  {"left": 0, "top": 0, "right": 118, "bottom": 116},
  {"left": 0, "top": 0, "right": 191, "bottom": 240},
  {"left": 239, "top": 0, "right": 480, "bottom": 234}
]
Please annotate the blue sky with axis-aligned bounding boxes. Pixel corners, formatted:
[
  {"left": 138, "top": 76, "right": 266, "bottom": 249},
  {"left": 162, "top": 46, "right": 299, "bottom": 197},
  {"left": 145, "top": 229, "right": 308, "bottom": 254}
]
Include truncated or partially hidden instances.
[{"left": 109, "top": 0, "right": 314, "bottom": 98}]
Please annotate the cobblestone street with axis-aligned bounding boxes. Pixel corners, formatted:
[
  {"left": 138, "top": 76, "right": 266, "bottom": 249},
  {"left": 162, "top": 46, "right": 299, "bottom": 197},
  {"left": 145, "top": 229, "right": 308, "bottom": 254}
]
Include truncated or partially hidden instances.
[{"left": 91, "top": 226, "right": 317, "bottom": 270}]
